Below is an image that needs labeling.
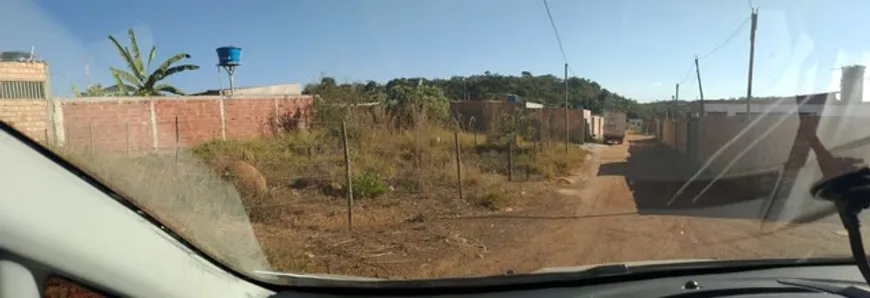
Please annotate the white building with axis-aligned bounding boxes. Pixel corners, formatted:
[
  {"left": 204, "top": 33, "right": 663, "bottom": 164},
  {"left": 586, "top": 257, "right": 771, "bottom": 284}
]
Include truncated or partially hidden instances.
[{"left": 684, "top": 65, "right": 869, "bottom": 117}]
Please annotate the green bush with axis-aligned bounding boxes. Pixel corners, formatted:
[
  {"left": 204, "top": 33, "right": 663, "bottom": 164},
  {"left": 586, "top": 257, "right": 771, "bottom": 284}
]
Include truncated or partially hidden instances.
[{"left": 349, "top": 172, "right": 389, "bottom": 199}]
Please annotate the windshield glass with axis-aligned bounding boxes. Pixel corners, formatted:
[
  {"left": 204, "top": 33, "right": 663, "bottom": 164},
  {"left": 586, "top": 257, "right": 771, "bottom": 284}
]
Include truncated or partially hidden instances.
[{"left": 4, "top": 0, "right": 869, "bottom": 284}]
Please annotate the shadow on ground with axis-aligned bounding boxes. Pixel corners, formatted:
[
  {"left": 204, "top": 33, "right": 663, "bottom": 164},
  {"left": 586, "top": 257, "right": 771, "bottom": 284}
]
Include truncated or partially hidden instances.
[
  {"left": 598, "top": 137, "right": 781, "bottom": 220},
  {"left": 441, "top": 212, "right": 639, "bottom": 221}
]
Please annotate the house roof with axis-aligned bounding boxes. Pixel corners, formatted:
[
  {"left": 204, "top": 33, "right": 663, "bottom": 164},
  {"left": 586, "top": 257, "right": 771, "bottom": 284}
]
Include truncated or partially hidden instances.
[
  {"left": 193, "top": 84, "right": 302, "bottom": 96},
  {"left": 691, "top": 92, "right": 842, "bottom": 105}
]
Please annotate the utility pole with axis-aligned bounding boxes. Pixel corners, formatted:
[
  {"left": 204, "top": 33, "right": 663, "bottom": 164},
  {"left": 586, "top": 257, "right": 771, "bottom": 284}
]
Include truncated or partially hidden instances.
[
  {"left": 695, "top": 56, "right": 705, "bottom": 116},
  {"left": 462, "top": 78, "right": 468, "bottom": 100},
  {"left": 674, "top": 83, "right": 680, "bottom": 118},
  {"left": 564, "top": 62, "right": 570, "bottom": 154},
  {"left": 745, "top": 8, "right": 759, "bottom": 121}
]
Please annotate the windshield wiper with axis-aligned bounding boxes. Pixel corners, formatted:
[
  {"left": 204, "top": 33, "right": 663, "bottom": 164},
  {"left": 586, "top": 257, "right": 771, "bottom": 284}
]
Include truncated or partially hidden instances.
[
  {"left": 778, "top": 278, "right": 870, "bottom": 298},
  {"left": 568, "top": 263, "right": 630, "bottom": 276},
  {"left": 267, "top": 258, "right": 851, "bottom": 292}
]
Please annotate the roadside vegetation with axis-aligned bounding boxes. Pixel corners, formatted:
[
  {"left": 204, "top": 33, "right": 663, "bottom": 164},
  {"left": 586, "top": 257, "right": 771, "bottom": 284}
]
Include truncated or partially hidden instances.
[
  {"left": 48, "top": 79, "right": 589, "bottom": 277},
  {"left": 47, "top": 26, "right": 598, "bottom": 279}
]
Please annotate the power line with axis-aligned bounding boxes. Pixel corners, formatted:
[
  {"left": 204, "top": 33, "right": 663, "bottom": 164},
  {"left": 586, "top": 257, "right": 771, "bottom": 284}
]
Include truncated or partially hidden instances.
[
  {"left": 542, "top": 0, "right": 568, "bottom": 63},
  {"left": 678, "top": 63, "right": 695, "bottom": 85},
  {"left": 698, "top": 16, "right": 751, "bottom": 60},
  {"left": 667, "top": 15, "right": 751, "bottom": 103}
]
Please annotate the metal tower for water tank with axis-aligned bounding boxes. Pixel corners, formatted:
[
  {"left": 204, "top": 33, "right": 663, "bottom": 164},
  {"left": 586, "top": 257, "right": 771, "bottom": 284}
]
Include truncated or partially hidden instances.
[{"left": 216, "top": 46, "right": 242, "bottom": 95}]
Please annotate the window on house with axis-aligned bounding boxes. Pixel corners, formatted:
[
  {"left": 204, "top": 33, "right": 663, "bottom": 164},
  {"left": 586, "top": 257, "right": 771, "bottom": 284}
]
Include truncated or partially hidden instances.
[{"left": 0, "top": 81, "right": 46, "bottom": 99}]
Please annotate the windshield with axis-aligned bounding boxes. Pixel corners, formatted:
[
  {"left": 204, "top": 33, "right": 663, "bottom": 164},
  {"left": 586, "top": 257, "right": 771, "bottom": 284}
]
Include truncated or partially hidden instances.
[{"left": 3, "top": 0, "right": 869, "bottom": 285}]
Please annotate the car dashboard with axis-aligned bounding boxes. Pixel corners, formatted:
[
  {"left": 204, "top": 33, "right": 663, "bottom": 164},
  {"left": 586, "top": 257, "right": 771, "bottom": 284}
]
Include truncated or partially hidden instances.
[{"left": 271, "top": 264, "right": 869, "bottom": 298}]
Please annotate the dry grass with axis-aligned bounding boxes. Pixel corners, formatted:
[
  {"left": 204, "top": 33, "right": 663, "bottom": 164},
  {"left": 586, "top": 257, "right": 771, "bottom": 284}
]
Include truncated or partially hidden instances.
[{"left": 44, "top": 114, "right": 589, "bottom": 278}]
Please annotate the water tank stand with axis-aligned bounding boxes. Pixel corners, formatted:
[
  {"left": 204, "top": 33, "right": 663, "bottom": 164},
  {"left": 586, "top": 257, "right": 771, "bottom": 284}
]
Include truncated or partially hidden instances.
[{"left": 219, "top": 64, "right": 237, "bottom": 96}]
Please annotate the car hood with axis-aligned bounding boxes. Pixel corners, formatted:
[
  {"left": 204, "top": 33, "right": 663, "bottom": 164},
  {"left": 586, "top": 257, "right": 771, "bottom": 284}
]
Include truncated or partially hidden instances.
[
  {"left": 253, "top": 270, "right": 387, "bottom": 281},
  {"left": 533, "top": 258, "right": 716, "bottom": 274},
  {"left": 255, "top": 259, "right": 719, "bottom": 283}
]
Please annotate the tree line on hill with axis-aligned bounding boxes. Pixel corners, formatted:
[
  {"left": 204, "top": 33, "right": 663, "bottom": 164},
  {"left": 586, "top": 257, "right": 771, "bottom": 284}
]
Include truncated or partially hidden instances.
[{"left": 302, "top": 71, "right": 654, "bottom": 118}]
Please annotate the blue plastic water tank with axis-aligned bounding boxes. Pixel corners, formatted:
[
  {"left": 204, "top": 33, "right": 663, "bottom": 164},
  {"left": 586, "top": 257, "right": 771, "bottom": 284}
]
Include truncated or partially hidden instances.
[{"left": 216, "top": 46, "right": 242, "bottom": 66}]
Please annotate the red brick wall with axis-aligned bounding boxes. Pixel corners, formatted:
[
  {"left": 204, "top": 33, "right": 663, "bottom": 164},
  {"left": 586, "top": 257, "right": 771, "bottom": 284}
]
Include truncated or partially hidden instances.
[
  {"left": 540, "top": 107, "right": 585, "bottom": 143},
  {"left": 224, "top": 97, "right": 309, "bottom": 139},
  {"left": 56, "top": 96, "right": 312, "bottom": 153},
  {"left": 61, "top": 100, "right": 152, "bottom": 152},
  {"left": 153, "top": 99, "right": 222, "bottom": 149}
]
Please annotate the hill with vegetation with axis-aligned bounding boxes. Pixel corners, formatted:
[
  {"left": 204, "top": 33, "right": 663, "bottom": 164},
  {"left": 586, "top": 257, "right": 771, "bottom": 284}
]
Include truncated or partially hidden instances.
[{"left": 303, "top": 71, "right": 653, "bottom": 118}]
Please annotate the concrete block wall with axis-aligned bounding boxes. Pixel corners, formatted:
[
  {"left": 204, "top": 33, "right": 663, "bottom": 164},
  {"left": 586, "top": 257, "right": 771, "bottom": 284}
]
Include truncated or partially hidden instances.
[
  {"left": 696, "top": 115, "right": 799, "bottom": 176},
  {"left": 587, "top": 115, "right": 603, "bottom": 141},
  {"left": 0, "top": 61, "right": 48, "bottom": 81},
  {"left": 0, "top": 95, "right": 313, "bottom": 153},
  {"left": 660, "top": 119, "right": 677, "bottom": 150},
  {"left": 0, "top": 99, "right": 50, "bottom": 142}
]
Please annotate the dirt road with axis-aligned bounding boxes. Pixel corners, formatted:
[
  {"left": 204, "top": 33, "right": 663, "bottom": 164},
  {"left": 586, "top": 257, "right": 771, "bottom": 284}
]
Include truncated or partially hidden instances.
[
  {"left": 286, "top": 133, "right": 855, "bottom": 279},
  {"left": 442, "top": 133, "right": 851, "bottom": 276}
]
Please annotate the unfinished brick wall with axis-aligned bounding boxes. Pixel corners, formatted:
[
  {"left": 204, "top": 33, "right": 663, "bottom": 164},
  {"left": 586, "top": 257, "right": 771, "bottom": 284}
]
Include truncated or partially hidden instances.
[
  {"left": 152, "top": 99, "right": 222, "bottom": 149},
  {"left": 59, "top": 96, "right": 312, "bottom": 153},
  {"left": 0, "top": 61, "right": 48, "bottom": 81},
  {"left": 0, "top": 99, "right": 49, "bottom": 142},
  {"left": 61, "top": 99, "right": 153, "bottom": 152},
  {"left": 0, "top": 95, "right": 313, "bottom": 153}
]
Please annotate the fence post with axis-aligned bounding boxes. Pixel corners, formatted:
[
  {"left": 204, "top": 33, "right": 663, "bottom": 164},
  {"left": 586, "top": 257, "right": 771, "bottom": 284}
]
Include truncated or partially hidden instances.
[
  {"left": 525, "top": 151, "right": 531, "bottom": 180},
  {"left": 538, "top": 109, "right": 544, "bottom": 145},
  {"left": 126, "top": 122, "right": 131, "bottom": 156},
  {"left": 273, "top": 98, "right": 280, "bottom": 135},
  {"left": 64, "top": 127, "right": 70, "bottom": 149},
  {"left": 174, "top": 116, "right": 180, "bottom": 164},
  {"left": 218, "top": 97, "right": 227, "bottom": 141},
  {"left": 341, "top": 121, "right": 354, "bottom": 231},
  {"left": 507, "top": 140, "right": 513, "bottom": 181},
  {"left": 469, "top": 116, "right": 478, "bottom": 147},
  {"left": 454, "top": 131, "right": 463, "bottom": 200},
  {"left": 88, "top": 121, "right": 94, "bottom": 155}
]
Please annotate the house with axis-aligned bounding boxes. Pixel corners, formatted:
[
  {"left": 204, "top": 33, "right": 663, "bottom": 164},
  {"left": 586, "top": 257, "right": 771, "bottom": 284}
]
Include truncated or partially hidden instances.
[
  {"left": 685, "top": 92, "right": 836, "bottom": 117},
  {"left": 0, "top": 51, "right": 50, "bottom": 99},
  {"left": 505, "top": 94, "right": 544, "bottom": 109},
  {"left": 683, "top": 65, "right": 868, "bottom": 117},
  {"left": 193, "top": 84, "right": 302, "bottom": 96}
]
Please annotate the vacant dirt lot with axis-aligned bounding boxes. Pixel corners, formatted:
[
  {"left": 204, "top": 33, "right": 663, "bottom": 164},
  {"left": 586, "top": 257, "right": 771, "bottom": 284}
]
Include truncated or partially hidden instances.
[
  {"left": 44, "top": 132, "right": 856, "bottom": 298},
  {"left": 250, "top": 133, "right": 853, "bottom": 279}
]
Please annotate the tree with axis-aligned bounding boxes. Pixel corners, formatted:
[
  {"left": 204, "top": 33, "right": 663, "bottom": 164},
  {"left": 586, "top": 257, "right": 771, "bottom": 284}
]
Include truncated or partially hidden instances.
[
  {"left": 108, "top": 28, "right": 199, "bottom": 96},
  {"left": 384, "top": 84, "right": 450, "bottom": 128},
  {"left": 71, "top": 84, "right": 108, "bottom": 97},
  {"left": 302, "top": 71, "right": 644, "bottom": 117}
]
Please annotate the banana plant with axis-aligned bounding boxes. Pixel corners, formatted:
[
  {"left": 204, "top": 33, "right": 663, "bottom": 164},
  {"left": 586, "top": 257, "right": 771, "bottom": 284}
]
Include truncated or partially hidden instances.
[{"left": 108, "top": 28, "right": 199, "bottom": 96}]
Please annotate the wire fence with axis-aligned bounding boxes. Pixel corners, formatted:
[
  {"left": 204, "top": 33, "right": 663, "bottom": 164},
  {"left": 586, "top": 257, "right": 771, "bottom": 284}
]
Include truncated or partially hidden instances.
[{"left": 34, "top": 107, "right": 586, "bottom": 231}]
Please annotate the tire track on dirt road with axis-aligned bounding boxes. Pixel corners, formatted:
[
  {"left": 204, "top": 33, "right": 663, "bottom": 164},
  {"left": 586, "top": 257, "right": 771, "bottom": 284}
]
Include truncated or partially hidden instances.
[{"left": 456, "top": 138, "right": 642, "bottom": 274}]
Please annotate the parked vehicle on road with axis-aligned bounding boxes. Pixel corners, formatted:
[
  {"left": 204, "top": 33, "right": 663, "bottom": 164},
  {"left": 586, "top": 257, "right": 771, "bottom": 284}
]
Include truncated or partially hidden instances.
[{"left": 603, "top": 111, "right": 627, "bottom": 145}]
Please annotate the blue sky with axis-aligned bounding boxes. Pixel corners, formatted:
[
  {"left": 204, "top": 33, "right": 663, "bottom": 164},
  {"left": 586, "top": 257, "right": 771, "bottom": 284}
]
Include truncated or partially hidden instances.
[{"left": 3, "top": 0, "right": 869, "bottom": 101}]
